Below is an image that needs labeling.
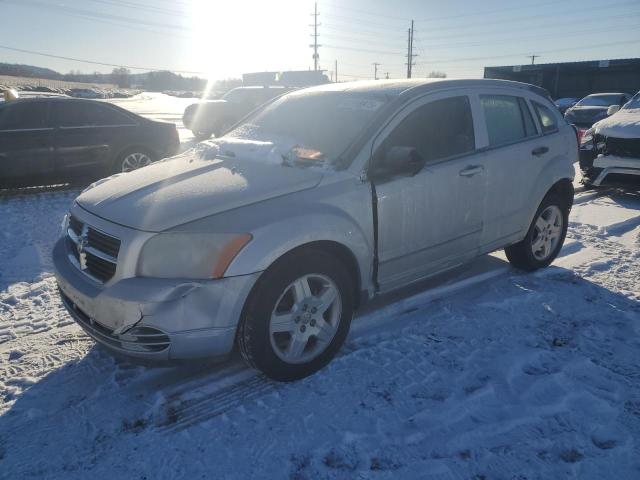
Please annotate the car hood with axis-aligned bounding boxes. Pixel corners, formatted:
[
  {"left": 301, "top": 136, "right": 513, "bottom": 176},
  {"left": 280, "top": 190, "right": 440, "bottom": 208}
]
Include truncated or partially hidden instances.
[
  {"left": 76, "top": 144, "right": 325, "bottom": 232},
  {"left": 594, "top": 108, "right": 640, "bottom": 139}
]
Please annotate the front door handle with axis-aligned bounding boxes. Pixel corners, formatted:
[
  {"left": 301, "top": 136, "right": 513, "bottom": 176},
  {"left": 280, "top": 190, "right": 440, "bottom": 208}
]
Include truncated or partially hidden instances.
[
  {"left": 459, "top": 165, "right": 484, "bottom": 177},
  {"left": 532, "top": 146, "right": 549, "bottom": 157}
]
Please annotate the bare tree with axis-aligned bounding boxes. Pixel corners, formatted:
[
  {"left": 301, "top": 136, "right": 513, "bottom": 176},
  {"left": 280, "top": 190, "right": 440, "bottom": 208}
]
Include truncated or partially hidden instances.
[
  {"left": 427, "top": 71, "right": 447, "bottom": 78},
  {"left": 111, "top": 67, "right": 131, "bottom": 88}
]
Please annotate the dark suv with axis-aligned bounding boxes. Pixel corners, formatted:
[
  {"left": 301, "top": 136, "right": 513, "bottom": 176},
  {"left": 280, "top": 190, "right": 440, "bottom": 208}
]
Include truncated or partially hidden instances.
[
  {"left": 0, "top": 98, "right": 179, "bottom": 188},
  {"left": 183, "top": 86, "right": 292, "bottom": 139}
]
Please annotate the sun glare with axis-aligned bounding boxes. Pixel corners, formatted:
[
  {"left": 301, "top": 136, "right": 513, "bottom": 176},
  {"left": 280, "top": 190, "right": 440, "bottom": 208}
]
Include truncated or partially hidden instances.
[{"left": 189, "top": 0, "right": 310, "bottom": 83}]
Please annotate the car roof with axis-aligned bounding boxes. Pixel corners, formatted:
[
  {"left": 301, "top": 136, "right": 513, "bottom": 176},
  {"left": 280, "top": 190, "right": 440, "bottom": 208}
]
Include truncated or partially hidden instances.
[
  {"left": 233, "top": 86, "right": 290, "bottom": 90},
  {"left": 293, "top": 78, "right": 551, "bottom": 100},
  {"left": 585, "top": 92, "right": 627, "bottom": 97}
]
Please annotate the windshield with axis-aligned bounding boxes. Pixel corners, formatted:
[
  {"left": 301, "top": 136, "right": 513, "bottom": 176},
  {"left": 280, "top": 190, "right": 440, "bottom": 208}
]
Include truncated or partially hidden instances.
[
  {"left": 576, "top": 94, "right": 621, "bottom": 107},
  {"left": 622, "top": 93, "right": 640, "bottom": 110},
  {"left": 223, "top": 90, "right": 388, "bottom": 164}
]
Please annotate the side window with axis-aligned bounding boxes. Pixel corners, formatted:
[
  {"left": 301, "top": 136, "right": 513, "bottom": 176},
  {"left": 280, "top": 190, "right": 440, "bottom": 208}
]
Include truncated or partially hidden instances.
[
  {"left": 92, "top": 105, "right": 134, "bottom": 126},
  {"left": 57, "top": 103, "right": 89, "bottom": 127},
  {"left": 0, "top": 102, "right": 49, "bottom": 130},
  {"left": 381, "top": 96, "right": 475, "bottom": 165},
  {"left": 480, "top": 95, "right": 537, "bottom": 146},
  {"left": 532, "top": 101, "right": 558, "bottom": 134},
  {"left": 58, "top": 102, "right": 133, "bottom": 127}
]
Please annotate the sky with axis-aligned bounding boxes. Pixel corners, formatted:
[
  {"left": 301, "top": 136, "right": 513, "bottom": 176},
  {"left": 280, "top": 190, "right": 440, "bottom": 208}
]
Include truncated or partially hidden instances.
[{"left": 1, "top": 0, "right": 639, "bottom": 81}]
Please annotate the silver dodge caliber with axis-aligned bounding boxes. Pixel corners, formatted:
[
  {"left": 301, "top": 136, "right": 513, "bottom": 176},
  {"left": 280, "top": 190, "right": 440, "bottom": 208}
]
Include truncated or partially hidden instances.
[{"left": 54, "top": 79, "right": 577, "bottom": 381}]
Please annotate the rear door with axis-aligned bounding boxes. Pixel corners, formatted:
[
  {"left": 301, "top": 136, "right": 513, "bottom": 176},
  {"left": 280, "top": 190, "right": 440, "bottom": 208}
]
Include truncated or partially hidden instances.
[
  {"left": 473, "top": 91, "right": 557, "bottom": 249},
  {"left": 52, "top": 101, "right": 137, "bottom": 177},
  {"left": 371, "top": 91, "right": 486, "bottom": 291},
  {"left": 0, "top": 100, "right": 55, "bottom": 184}
]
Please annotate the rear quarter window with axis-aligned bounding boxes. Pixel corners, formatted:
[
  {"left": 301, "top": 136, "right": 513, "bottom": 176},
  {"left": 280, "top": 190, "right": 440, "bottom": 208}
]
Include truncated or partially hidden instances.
[{"left": 532, "top": 101, "right": 558, "bottom": 134}]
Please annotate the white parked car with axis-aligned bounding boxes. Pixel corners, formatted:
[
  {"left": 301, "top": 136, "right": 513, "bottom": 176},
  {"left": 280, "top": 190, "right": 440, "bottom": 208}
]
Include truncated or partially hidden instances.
[{"left": 54, "top": 79, "right": 577, "bottom": 381}]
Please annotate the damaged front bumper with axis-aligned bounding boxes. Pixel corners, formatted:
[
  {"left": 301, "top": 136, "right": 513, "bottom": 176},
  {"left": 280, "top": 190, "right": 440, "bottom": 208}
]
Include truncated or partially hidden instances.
[
  {"left": 580, "top": 135, "right": 640, "bottom": 187},
  {"left": 53, "top": 238, "right": 260, "bottom": 361}
]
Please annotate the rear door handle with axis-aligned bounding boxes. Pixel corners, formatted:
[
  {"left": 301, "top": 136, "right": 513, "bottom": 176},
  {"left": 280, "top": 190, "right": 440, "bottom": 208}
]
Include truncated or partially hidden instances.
[
  {"left": 531, "top": 146, "right": 549, "bottom": 157},
  {"left": 459, "top": 165, "right": 484, "bottom": 177}
]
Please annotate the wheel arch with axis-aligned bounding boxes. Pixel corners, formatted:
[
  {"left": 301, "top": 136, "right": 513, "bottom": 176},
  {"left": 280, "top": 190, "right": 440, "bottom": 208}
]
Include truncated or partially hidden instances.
[
  {"left": 546, "top": 177, "right": 574, "bottom": 209},
  {"left": 521, "top": 176, "right": 574, "bottom": 236},
  {"left": 250, "top": 240, "right": 364, "bottom": 311}
]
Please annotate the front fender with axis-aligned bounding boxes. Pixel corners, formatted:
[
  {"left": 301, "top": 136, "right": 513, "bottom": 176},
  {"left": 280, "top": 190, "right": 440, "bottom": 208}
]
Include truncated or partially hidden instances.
[{"left": 225, "top": 205, "right": 373, "bottom": 290}]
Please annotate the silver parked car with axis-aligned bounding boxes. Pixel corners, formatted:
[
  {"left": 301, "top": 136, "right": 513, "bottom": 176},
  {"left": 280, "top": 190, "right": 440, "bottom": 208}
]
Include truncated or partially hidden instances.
[{"left": 54, "top": 79, "right": 577, "bottom": 381}]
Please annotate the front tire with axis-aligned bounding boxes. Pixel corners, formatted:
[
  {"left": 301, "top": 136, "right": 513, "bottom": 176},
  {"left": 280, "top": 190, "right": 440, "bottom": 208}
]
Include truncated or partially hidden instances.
[
  {"left": 505, "top": 193, "right": 569, "bottom": 271},
  {"left": 238, "top": 250, "right": 354, "bottom": 381}
]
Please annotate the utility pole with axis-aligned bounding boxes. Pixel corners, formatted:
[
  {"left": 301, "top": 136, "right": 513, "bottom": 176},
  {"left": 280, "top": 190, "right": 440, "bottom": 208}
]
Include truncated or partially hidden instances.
[
  {"left": 310, "top": 2, "right": 321, "bottom": 71},
  {"left": 406, "top": 20, "right": 416, "bottom": 78},
  {"left": 372, "top": 62, "right": 380, "bottom": 80},
  {"left": 335, "top": 59, "right": 338, "bottom": 83},
  {"left": 528, "top": 55, "right": 539, "bottom": 65}
]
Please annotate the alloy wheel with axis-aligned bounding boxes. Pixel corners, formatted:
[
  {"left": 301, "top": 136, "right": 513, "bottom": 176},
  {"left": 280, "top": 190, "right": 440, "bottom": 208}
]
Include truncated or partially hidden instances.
[
  {"left": 269, "top": 273, "right": 342, "bottom": 364},
  {"left": 121, "top": 152, "right": 152, "bottom": 172},
  {"left": 531, "top": 205, "right": 563, "bottom": 261}
]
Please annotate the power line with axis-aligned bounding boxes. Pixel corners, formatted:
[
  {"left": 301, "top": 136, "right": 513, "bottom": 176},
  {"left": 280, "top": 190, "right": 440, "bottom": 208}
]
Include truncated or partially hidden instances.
[
  {"left": 422, "top": 39, "right": 639, "bottom": 65},
  {"left": 414, "top": 20, "right": 640, "bottom": 50},
  {"left": 0, "top": 44, "right": 205, "bottom": 74}
]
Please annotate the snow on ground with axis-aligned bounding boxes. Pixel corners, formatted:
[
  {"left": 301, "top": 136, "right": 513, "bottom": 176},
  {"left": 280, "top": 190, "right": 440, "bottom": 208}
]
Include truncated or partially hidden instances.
[{"left": 1, "top": 183, "right": 640, "bottom": 479}]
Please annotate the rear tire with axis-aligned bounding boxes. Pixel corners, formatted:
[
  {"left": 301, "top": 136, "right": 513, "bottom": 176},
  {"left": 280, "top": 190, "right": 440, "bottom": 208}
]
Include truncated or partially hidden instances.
[
  {"left": 192, "top": 130, "right": 212, "bottom": 140},
  {"left": 505, "top": 193, "right": 569, "bottom": 271},
  {"left": 237, "top": 250, "right": 354, "bottom": 381},
  {"left": 113, "top": 148, "right": 155, "bottom": 174}
]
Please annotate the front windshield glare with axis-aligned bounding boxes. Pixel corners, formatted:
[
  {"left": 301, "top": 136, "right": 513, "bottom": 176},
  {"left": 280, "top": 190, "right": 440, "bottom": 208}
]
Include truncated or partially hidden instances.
[{"left": 225, "top": 91, "right": 388, "bottom": 163}]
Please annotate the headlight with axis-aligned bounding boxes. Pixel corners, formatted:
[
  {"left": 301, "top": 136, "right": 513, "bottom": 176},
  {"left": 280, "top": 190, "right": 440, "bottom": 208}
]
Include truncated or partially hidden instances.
[{"left": 137, "top": 232, "right": 252, "bottom": 279}]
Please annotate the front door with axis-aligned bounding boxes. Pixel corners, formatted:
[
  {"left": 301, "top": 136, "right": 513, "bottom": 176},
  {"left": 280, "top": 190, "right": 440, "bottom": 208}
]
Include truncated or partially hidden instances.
[
  {"left": 0, "top": 100, "right": 54, "bottom": 184},
  {"left": 371, "top": 92, "right": 486, "bottom": 292}
]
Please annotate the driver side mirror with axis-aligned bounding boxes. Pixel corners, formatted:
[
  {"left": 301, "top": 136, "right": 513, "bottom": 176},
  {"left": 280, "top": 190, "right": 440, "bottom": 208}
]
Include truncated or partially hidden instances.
[
  {"left": 607, "top": 104, "right": 621, "bottom": 116},
  {"left": 371, "top": 146, "right": 426, "bottom": 180}
]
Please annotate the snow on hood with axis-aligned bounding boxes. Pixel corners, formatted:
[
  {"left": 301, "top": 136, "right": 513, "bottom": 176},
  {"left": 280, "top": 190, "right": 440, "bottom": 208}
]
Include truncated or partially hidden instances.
[
  {"left": 76, "top": 146, "right": 325, "bottom": 232},
  {"left": 593, "top": 108, "right": 640, "bottom": 139}
]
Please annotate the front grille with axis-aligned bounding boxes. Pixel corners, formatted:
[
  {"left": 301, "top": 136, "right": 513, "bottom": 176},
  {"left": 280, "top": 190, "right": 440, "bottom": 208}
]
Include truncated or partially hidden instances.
[
  {"left": 59, "top": 290, "right": 170, "bottom": 353},
  {"left": 66, "top": 214, "right": 121, "bottom": 283},
  {"left": 603, "top": 136, "right": 640, "bottom": 159}
]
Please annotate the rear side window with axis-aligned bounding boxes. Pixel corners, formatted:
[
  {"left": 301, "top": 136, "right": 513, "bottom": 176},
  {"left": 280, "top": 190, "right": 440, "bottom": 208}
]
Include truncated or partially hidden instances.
[
  {"left": 532, "top": 101, "right": 558, "bottom": 134},
  {"left": 480, "top": 95, "right": 537, "bottom": 146},
  {"left": 383, "top": 96, "right": 475, "bottom": 165},
  {"left": 0, "top": 102, "right": 49, "bottom": 130},
  {"left": 57, "top": 102, "right": 134, "bottom": 127}
]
